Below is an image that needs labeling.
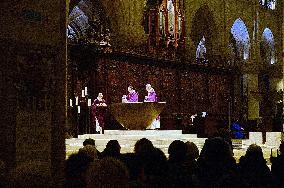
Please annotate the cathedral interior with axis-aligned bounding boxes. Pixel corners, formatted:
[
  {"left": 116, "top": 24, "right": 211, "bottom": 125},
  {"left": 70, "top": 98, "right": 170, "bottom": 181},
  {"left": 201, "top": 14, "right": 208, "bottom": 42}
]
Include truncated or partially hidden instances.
[
  {"left": 0, "top": 0, "right": 283, "bottom": 185},
  {"left": 67, "top": 0, "right": 283, "bottom": 134}
]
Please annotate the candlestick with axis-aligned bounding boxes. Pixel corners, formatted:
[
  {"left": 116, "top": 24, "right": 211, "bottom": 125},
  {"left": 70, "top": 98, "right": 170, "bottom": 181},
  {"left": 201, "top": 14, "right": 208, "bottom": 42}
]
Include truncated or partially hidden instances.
[
  {"left": 85, "top": 87, "right": 88, "bottom": 96},
  {"left": 70, "top": 99, "right": 73, "bottom": 107},
  {"left": 82, "top": 90, "right": 85, "bottom": 97},
  {"left": 78, "top": 106, "right": 80, "bottom": 114},
  {"left": 75, "top": 96, "right": 78, "bottom": 105},
  {"left": 88, "top": 99, "right": 92, "bottom": 107}
]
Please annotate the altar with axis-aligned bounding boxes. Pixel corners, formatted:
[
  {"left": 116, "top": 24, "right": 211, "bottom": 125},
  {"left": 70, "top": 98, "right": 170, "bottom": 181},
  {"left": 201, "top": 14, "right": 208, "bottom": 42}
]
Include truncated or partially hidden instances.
[{"left": 109, "top": 102, "right": 166, "bottom": 130}]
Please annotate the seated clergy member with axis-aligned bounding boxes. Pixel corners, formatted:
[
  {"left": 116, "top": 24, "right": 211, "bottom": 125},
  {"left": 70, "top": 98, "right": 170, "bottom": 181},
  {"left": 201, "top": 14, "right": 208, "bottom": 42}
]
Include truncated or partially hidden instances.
[
  {"left": 144, "top": 84, "right": 157, "bottom": 102},
  {"left": 126, "top": 85, "right": 139, "bottom": 102},
  {"left": 144, "top": 84, "right": 160, "bottom": 129}
]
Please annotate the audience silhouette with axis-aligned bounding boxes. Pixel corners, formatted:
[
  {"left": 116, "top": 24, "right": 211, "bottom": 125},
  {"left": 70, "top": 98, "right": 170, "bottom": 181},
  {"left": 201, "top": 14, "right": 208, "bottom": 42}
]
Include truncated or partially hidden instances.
[
  {"left": 271, "top": 142, "right": 284, "bottom": 187},
  {"left": 4, "top": 136, "right": 282, "bottom": 188},
  {"left": 101, "top": 140, "right": 121, "bottom": 159},
  {"left": 238, "top": 144, "right": 273, "bottom": 188}
]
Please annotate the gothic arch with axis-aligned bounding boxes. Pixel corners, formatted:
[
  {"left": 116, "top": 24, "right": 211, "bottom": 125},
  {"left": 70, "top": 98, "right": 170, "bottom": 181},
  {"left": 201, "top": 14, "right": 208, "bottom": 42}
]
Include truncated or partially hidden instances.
[
  {"left": 190, "top": 5, "right": 217, "bottom": 57},
  {"left": 260, "top": 27, "right": 275, "bottom": 65},
  {"left": 230, "top": 18, "right": 250, "bottom": 61}
]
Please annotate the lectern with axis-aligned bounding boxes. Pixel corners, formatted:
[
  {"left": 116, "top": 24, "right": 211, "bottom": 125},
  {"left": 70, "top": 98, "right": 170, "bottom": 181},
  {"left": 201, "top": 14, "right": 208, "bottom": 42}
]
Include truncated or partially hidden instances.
[{"left": 109, "top": 102, "right": 166, "bottom": 130}]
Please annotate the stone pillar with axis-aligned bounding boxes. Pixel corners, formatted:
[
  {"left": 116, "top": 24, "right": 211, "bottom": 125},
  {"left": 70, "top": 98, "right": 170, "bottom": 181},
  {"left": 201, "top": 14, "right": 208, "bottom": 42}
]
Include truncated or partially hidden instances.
[
  {"left": 247, "top": 74, "right": 260, "bottom": 120},
  {"left": 0, "top": 41, "right": 17, "bottom": 169},
  {"left": 0, "top": 1, "right": 67, "bottom": 186},
  {"left": 282, "top": 5, "right": 284, "bottom": 134}
]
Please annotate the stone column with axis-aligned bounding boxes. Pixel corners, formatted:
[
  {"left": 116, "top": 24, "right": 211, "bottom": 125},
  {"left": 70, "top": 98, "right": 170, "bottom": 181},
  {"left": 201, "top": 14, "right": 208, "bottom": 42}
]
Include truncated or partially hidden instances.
[
  {"left": 0, "top": 1, "right": 67, "bottom": 186},
  {"left": 247, "top": 73, "right": 260, "bottom": 120},
  {"left": 282, "top": 2, "right": 284, "bottom": 99}
]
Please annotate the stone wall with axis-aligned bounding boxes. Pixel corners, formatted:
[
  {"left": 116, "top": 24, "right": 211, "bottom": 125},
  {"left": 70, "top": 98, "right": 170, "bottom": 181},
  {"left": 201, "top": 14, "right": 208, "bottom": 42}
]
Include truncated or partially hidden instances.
[{"left": 101, "top": 0, "right": 148, "bottom": 48}]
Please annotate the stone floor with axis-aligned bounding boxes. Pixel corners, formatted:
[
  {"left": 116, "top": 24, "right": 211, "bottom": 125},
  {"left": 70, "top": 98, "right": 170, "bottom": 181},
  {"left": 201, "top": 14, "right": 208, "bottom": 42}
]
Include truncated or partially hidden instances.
[{"left": 66, "top": 130, "right": 283, "bottom": 165}]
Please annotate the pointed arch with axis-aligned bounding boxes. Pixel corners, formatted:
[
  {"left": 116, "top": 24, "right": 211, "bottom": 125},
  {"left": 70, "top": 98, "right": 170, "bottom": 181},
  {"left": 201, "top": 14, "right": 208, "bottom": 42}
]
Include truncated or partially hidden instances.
[
  {"left": 168, "top": 0, "right": 175, "bottom": 37},
  {"left": 260, "top": 27, "right": 275, "bottom": 65},
  {"left": 191, "top": 5, "right": 217, "bottom": 57},
  {"left": 230, "top": 18, "right": 250, "bottom": 61}
]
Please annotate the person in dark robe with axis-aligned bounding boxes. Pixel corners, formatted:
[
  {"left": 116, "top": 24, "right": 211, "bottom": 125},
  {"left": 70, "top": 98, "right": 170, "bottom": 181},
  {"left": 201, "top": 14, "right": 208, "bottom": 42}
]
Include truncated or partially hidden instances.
[{"left": 91, "top": 93, "right": 107, "bottom": 134}]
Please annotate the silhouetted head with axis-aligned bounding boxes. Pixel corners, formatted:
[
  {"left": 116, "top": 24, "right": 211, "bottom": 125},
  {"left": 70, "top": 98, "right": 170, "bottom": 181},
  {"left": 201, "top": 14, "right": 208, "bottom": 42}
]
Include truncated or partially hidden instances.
[
  {"left": 168, "top": 140, "right": 187, "bottom": 163},
  {"left": 200, "top": 137, "right": 233, "bottom": 163},
  {"left": 79, "top": 145, "right": 98, "bottom": 161},
  {"left": 106, "top": 140, "right": 121, "bottom": 151},
  {"left": 185, "top": 141, "right": 199, "bottom": 160},
  {"left": 245, "top": 144, "right": 265, "bottom": 162},
  {"left": 86, "top": 158, "right": 129, "bottom": 188},
  {"left": 102, "top": 140, "right": 121, "bottom": 158},
  {"left": 136, "top": 147, "right": 168, "bottom": 185},
  {"left": 83, "top": 138, "right": 96, "bottom": 146},
  {"left": 134, "top": 138, "right": 154, "bottom": 154},
  {"left": 66, "top": 152, "right": 93, "bottom": 178}
]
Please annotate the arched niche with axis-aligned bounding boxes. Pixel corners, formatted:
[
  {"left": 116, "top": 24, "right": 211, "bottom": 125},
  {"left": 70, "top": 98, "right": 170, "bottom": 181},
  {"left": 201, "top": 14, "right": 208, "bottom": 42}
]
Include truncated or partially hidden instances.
[{"left": 190, "top": 5, "right": 217, "bottom": 57}]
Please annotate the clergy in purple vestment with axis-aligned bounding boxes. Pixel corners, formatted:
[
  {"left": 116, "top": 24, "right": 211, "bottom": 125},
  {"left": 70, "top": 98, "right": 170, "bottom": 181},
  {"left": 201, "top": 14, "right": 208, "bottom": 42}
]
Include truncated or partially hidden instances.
[
  {"left": 145, "top": 84, "right": 160, "bottom": 129},
  {"left": 126, "top": 86, "right": 139, "bottom": 102},
  {"left": 144, "top": 84, "right": 157, "bottom": 102}
]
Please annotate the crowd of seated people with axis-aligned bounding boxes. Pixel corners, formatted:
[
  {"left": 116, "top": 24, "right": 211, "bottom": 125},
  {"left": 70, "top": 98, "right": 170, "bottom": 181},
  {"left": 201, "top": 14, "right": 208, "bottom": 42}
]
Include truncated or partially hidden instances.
[
  {"left": 1, "top": 138, "right": 284, "bottom": 188},
  {"left": 64, "top": 138, "right": 284, "bottom": 188}
]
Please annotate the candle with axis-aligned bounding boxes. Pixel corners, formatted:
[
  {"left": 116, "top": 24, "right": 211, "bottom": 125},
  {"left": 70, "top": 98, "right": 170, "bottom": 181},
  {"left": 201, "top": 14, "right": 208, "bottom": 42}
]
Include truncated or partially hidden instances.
[
  {"left": 69, "top": 99, "right": 73, "bottom": 107},
  {"left": 82, "top": 90, "right": 85, "bottom": 97},
  {"left": 88, "top": 99, "right": 92, "bottom": 107},
  {"left": 75, "top": 96, "right": 78, "bottom": 105},
  {"left": 78, "top": 106, "right": 80, "bottom": 114},
  {"left": 85, "top": 87, "right": 88, "bottom": 96}
]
